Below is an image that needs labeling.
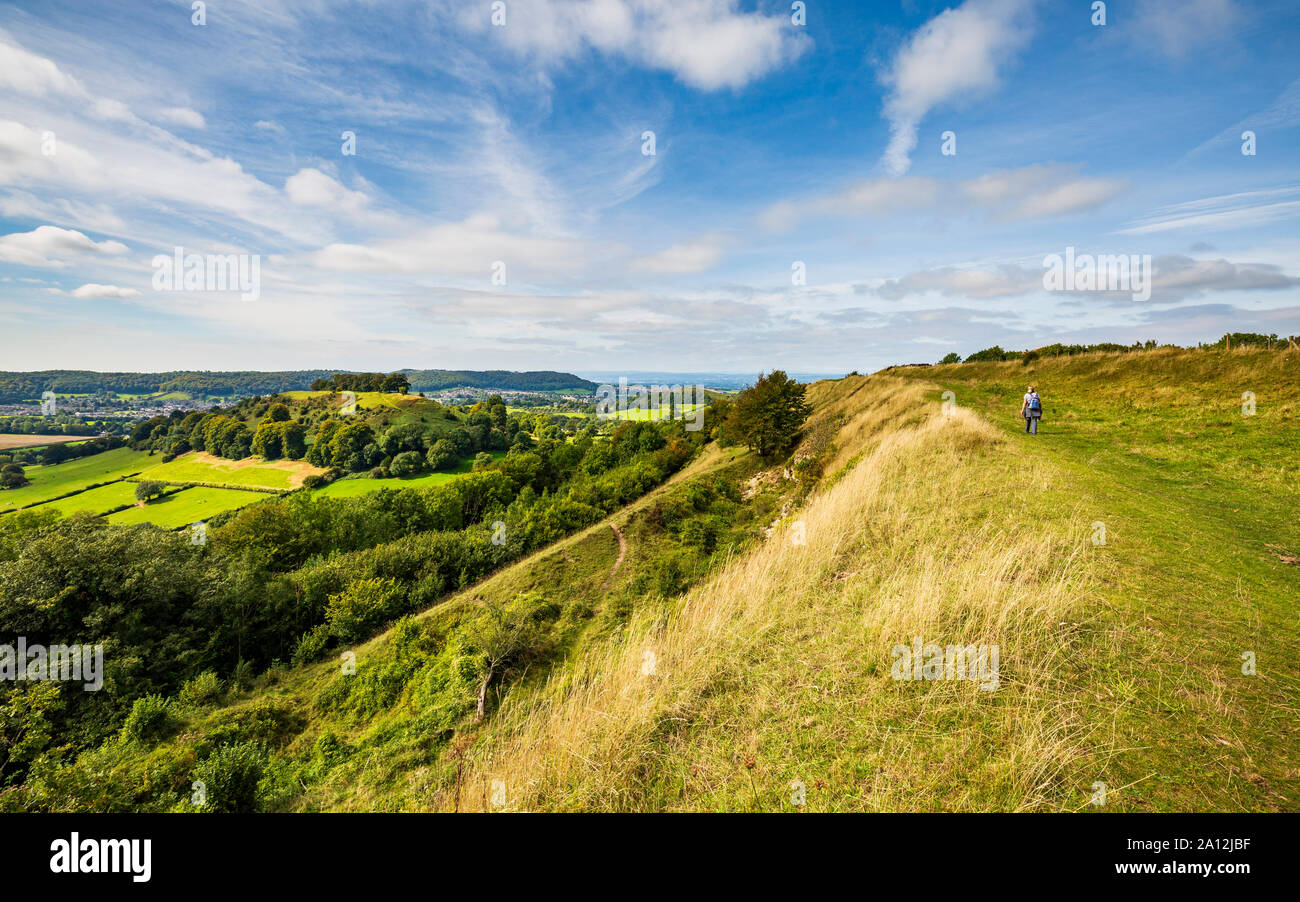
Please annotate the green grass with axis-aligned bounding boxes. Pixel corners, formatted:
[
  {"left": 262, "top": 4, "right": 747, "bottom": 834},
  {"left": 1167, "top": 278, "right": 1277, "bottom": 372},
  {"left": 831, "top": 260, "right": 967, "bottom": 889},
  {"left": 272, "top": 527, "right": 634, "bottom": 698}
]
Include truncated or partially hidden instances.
[
  {"left": 599, "top": 403, "right": 702, "bottom": 423},
  {"left": 136, "top": 452, "right": 316, "bottom": 490},
  {"left": 902, "top": 347, "right": 1300, "bottom": 810},
  {"left": 0, "top": 446, "right": 151, "bottom": 511},
  {"left": 315, "top": 470, "right": 466, "bottom": 498},
  {"left": 17, "top": 481, "right": 143, "bottom": 518},
  {"left": 106, "top": 486, "right": 269, "bottom": 528},
  {"left": 313, "top": 453, "right": 502, "bottom": 499}
]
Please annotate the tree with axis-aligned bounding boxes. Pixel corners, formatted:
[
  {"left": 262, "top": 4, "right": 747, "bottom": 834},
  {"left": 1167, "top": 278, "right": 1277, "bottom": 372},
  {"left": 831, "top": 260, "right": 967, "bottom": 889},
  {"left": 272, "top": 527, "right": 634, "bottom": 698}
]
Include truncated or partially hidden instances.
[
  {"left": 727, "top": 370, "right": 811, "bottom": 461},
  {"left": 389, "top": 450, "right": 424, "bottom": 478},
  {"left": 135, "top": 480, "right": 166, "bottom": 502},
  {"left": 426, "top": 439, "right": 457, "bottom": 472},
  {"left": 463, "top": 593, "right": 548, "bottom": 720},
  {"left": 0, "top": 463, "right": 28, "bottom": 489},
  {"left": 472, "top": 451, "right": 494, "bottom": 471},
  {"left": 939, "top": 352, "right": 962, "bottom": 364}
]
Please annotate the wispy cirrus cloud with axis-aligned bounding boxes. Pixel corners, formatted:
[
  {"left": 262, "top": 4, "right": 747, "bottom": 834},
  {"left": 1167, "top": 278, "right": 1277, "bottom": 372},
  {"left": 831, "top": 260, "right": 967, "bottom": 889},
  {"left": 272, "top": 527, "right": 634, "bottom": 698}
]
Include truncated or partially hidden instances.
[{"left": 1118, "top": 187, "right": 1300, "bottom": 234}]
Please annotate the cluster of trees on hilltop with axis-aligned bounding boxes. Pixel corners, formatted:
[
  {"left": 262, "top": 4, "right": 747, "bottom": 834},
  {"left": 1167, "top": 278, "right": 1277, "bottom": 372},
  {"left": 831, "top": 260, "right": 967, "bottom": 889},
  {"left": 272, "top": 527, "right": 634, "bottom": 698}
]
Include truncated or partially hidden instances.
[
  {"left": 306, "top": 396, "right": 510, "bottom": 476},
  {"left": 0, "top": 411, "right": 721, "bottom": 800},
  {"left": 938, "top": 333, "right": 1296, "bottom": 365},
  {"left": 402, "top": 369, "right": 597, "bottom": 393},
  {"left": 309, "top": 372, "right": 410, "bottom": 393}
]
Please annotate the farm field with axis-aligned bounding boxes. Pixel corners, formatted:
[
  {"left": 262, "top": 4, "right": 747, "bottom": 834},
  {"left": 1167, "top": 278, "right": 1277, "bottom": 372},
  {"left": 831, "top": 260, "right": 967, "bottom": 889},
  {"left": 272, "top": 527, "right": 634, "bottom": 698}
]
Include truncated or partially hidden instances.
[
  {"left": 107, "top": 486, "right": 269, "bottom": 528},
  {"left": 0, "top": 433, "right": 89, "bottom": 450},
  {"left": 0, "top": 446, "right": 150, "bottom": 510},
  {"left": 137, "top": 451, "right": 322, "bottom": 490},
  {"left": 313, "top": 453, "right": 499, "bottom": 499},
  {"left": 15, "top": 481, "right": 143, "bottom": 518},
  {"left": 598, "top": 403, "right": 703, "bottom": 423}
]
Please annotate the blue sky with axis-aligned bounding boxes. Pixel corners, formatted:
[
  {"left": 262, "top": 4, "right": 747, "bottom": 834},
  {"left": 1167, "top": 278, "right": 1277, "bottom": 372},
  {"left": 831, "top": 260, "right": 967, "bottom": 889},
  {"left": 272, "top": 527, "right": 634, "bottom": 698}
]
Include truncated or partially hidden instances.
[{"left": 1, "top": 0, "right": 1298, "bottom": 374}]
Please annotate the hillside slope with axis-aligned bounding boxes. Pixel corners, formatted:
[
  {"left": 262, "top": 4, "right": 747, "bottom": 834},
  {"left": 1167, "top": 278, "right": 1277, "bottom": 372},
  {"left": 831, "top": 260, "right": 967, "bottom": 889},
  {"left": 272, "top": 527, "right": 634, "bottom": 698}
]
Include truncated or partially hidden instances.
[{"left": 447, "top": 347, "right": 1297, "bottom": 811}]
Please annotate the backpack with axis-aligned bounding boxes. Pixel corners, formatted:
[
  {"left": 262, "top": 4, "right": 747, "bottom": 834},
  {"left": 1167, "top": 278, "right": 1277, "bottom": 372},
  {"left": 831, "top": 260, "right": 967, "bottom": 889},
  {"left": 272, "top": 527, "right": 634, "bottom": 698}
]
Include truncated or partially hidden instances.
[{"left": 1027, "top": 393, "right": 1041, "bottom": 416}]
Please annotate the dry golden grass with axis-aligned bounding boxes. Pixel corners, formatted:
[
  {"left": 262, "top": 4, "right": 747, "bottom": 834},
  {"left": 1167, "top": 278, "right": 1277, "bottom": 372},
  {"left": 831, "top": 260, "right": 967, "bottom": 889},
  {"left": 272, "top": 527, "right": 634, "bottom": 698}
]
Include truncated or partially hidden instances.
[{"left": 444, "top": 378, "right": 1112, "bottom": 811}]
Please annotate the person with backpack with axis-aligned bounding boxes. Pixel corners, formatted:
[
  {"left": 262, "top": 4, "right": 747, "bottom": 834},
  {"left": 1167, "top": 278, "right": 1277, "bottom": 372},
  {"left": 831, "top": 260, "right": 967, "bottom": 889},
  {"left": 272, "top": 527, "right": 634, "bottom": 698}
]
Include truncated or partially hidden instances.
[{"left": 1021, "top": 385, "right": 1042, "bottom": 434}]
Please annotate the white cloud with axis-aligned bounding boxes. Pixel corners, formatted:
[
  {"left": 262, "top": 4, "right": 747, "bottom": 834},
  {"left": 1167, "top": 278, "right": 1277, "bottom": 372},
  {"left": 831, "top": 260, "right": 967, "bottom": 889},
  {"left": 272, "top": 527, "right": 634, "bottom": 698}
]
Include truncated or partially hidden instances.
[
  {"left": 1134, "top": 0, "right": 1244, "bottom": 59},
  {"left": 631, "top": 234, "right": 729, "bottom": 274},
  {"left": 305, "top": 215, "right": 589, "bottom": 277},
  {"left": 879, "top": 0, "right": 1033, "bottom": 176},
  {"left": 876, "top": 264, "right": 1040, "bottom": 300},
  {"left": 157, "top": 107, "right": 206, "bottom": 129},
  {"left": 70, "top": 283, "right": 141, "bottom": 299},
  {"left": 759, "top": 176, "right": 942, "bottom": 231},
  {"left": 961, "top": 164, "right": 1126, "bottom": 220},
  {"left": 0, "top": 38, "right": 84, "bottom": 97},
  {"left": 0, "top": 225, "right": 128, "bottom": 268},
  {"left": 759, "top": 165, "right": 1121, "bottom": 231},
  {"left": 285, "top": 168, "right": 370, "bottom": 212},
  {"left": 461, "top": 0, "right": 810, "bottom": 91}
]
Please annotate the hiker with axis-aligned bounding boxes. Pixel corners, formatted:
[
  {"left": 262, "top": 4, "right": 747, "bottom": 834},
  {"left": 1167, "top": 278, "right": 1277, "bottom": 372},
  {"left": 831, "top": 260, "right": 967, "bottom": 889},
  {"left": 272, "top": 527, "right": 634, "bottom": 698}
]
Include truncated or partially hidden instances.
[{"left": 1021, "top": 385, "right": 1042, "bottom": 434}]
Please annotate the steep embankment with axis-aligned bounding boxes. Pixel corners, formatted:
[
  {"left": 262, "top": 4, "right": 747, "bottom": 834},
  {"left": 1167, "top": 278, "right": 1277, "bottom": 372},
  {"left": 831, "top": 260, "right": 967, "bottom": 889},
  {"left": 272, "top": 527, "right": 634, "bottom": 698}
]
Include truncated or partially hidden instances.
[{"left": 448, "top": 348, "right": 1298, "bottom": 812}]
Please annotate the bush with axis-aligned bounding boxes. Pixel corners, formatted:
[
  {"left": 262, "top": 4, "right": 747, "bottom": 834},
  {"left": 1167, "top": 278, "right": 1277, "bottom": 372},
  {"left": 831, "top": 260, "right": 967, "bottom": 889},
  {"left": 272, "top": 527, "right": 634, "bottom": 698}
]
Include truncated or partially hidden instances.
[
  {"left": 291, "top": 624, "right": 332, "bottom": 666},
  {"left": 390, "top": 450, "right": 424, "bottom": 478},
  {"left": 302, "top": 474, "right": 326, "bottom": 489},
  {"left": 178, "top": 671, "right": 223, "bottom": 708},
  {"left": 120, "top": 694, "right": 177, "bottom": 743},
  {"left": 939, "top": 352, "right": 962, "bottom": 364},
  {"left": 325, "top": 576, "right": 405, "bottom": 642},
  {"left": 192, "top": 741, "right": 267, "bottom": 813}
]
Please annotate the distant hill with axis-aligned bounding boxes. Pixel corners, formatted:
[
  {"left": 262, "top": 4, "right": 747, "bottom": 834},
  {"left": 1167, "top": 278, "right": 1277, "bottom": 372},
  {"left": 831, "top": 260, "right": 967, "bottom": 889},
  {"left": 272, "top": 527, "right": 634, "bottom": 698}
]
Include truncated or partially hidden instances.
[
  {"left": 400, "top": 370, "right": 596, "bottom": 393},
  {"left": 0, "top": 369, "right": 596, "bottom": 402}
]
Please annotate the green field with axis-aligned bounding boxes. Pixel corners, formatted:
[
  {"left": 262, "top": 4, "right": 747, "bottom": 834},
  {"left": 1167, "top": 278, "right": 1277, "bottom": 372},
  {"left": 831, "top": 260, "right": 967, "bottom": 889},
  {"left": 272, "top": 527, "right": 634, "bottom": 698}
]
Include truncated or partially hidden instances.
[
  {"left": 15, "top": 481, "right": 143, "bottom": 518},
  {"left": 0, "top": 446, "right": 151, "bottom": 511},
  {"left": 313, "top": 453, "right": 499, "bottom": 499},
  {"left": 136, "top": 452, "right": 319, "bottom": 490},
  {"left": 598, "top": 403, "right": 702, "bottom": 423},
  {"left": 106, "top": 486, "right": 269, "bottom": 528}
]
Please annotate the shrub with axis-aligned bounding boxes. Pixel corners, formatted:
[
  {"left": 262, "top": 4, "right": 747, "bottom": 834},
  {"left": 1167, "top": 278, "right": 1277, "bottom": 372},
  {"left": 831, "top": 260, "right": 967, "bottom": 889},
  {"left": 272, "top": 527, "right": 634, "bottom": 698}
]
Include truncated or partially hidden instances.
[
  {"left": 192, "top": 741, "right": 267, "bottom": 813},
  {"left": 291, "top": 624, "right": 332, "bottom": 666},
  {"left": 178, "top": 671, "right": 223, "bottom": 708},
  {"left": 120, "top": 694, "right": 177, "bottom": 744},
  {"left": 302, "top": 474, "right": 326, "bottom": 490},
  {"left": 325, "top": 576, "right": 405, "bottom": 642}
]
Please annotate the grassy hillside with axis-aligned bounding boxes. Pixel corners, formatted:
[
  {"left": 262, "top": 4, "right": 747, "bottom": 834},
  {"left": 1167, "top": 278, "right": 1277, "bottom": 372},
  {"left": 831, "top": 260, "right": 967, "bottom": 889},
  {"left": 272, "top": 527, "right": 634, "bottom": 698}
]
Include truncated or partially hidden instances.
[
  {"left": 135, "top": 451, "right": 322, "bottom": 491},
  {"left": 442, "top": 347, "right": 1299, "bottom": 811},
  {"left": 11, "top": 347, "right": 1294, "bottom": 812}
]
